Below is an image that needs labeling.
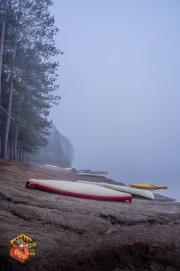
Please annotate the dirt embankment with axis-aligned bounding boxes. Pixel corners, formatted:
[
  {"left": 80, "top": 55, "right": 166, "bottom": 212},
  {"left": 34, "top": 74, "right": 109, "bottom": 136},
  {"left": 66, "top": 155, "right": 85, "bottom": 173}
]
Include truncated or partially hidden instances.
[{"left": 0, "top": 160, "right": 180, "bottom": 271}]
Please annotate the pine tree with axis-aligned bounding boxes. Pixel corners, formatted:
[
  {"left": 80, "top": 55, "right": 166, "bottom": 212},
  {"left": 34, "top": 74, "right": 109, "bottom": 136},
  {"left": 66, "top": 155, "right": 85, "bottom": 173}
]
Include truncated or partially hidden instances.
[
  {"left": 0, "top": 0, "right": 61, "bottom": 160},
  {"left": 0, "top": 0, "right": 8, "bottom": 153},
  {"left": 0, "top": 0, "right": 7, "bottom": 103}
]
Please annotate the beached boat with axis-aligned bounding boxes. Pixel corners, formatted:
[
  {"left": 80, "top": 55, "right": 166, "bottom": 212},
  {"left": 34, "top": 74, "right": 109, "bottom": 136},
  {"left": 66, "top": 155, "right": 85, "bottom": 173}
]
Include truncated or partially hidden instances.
[
  {"left": 26, "top": 179, "right": 132, "bottom": 202},
  {"left": 88, "top": 171, "right": 108, "bottom": 175},
  {"left": 78, "top": 169, "right": 91, "bottom": 173},
  {"left": 78, "top": 172, "right": 107, "bottom": 177},
  {"left": 128, "top": 184, "right": 168, "bottom": 190},
  {"left": 45, "top": 164, "right": 59, "bottom": 168},
  {"left": 77, "top": 181, "right": 154, "bottom": 200},
  {"left": 64, "top": 168, "right": 78, "bottom": 172}
]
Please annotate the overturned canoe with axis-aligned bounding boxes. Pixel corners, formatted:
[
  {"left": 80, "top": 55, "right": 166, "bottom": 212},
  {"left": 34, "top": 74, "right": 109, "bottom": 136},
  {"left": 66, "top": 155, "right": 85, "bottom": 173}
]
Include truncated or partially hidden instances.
[
  {"left": 77, "top": 181, "right": 154, "bottom": 200},
  {"left": 128, "top": 184, "right": 168, "bottom": 190},
  {"left": 26, "top": 179, "right": 132, "bottom": 202},
  {"left": 78, "top": 172, "right": 106, "bottom": 177}
]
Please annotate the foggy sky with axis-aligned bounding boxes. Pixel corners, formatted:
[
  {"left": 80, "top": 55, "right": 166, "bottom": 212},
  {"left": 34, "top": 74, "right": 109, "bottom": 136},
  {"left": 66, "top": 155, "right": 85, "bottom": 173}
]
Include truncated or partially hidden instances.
[{"left": 50, "top": 0, "right": 180, "bottom": 200}]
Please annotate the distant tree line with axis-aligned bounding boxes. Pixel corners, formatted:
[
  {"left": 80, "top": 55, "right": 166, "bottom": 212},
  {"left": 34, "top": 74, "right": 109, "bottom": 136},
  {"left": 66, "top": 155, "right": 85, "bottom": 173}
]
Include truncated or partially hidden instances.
[
  {"left": 0, "top": 0, "right": 73, "bottom": 166},
  {"left": 29, "top": 125, "right": 74, "bottom": 167}
]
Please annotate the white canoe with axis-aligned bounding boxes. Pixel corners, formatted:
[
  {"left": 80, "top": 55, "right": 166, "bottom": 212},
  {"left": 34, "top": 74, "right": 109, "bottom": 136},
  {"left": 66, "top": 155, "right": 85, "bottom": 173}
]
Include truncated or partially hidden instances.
[
  {"left": 78, "top": 172, "right": 106, "bottom": 177},
  {"left": 45, "top": 164, "right": 59, "bottom": 168},
  {"left": 26, "top": 179, "right": 132, "bottom": 202},
  {"left": 77, "top": 181, "right": 154, "bottom": 200}
]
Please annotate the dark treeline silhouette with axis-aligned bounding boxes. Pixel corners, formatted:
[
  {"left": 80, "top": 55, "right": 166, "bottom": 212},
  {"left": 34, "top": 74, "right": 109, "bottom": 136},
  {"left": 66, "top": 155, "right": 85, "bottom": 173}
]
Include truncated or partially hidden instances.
[
  {"left": 28, "top": 124, "right": 74, "bottom": 167},
  {"left": 0, "top": 0, "right": 72, "bottom": 164}
]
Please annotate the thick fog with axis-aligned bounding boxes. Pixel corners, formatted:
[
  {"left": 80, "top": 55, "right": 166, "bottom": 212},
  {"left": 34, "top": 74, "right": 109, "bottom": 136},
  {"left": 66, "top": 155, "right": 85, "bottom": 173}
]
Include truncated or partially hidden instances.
[{"left": 50, "top": 0, "right": 180, "bottom": 201}]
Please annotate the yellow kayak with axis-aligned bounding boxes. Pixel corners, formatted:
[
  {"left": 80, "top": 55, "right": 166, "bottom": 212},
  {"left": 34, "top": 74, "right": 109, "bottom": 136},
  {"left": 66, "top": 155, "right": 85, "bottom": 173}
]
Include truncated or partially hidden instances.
[{"left": 128, "top": 184, "right": 168, "bottom": 190}]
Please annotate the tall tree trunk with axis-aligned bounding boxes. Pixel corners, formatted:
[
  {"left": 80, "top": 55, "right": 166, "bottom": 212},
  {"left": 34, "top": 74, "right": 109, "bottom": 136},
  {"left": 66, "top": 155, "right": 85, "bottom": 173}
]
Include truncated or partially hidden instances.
[
  {"left": 8, "top": 138, "right": 12, "bottom": 159},
  {"left": 13, "top": 126, "right": 18, "bottom": 160},
  {"left": 22, "top": 148, "right": 24, "bottom": 162},
  {"left": 3, "top": 0, "right": 22, "bottom": 159},
  {"left": 0, "top": 0, "right": 8, "bottom": 157},
  {"left": 17, "top": 140, "right": 20, "bottom": 161},
  {"left": 11, "top": 138, "right": 14, "bottom": 159},
  {"left": 0, "top": 0, "right": 7, "bottom": 102},
  {"left": 3, "top": 79, "right": 14, "bottom": 158},
  {"left": 19, "top": 142, "right": 21, "bottom": 161}
]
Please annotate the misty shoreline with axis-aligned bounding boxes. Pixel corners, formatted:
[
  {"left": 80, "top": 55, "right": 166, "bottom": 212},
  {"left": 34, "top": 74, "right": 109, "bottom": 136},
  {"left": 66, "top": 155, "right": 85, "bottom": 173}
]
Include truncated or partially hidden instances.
[{"left": 0, "top": 160, "right": 180, "bottom": 271}]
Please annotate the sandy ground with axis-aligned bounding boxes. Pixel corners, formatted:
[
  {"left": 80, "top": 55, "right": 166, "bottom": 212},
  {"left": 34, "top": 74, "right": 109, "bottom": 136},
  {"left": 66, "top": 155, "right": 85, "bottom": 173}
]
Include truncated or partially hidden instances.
[{"left": 0, "top": 160, "right": 180, "bottom": 271}]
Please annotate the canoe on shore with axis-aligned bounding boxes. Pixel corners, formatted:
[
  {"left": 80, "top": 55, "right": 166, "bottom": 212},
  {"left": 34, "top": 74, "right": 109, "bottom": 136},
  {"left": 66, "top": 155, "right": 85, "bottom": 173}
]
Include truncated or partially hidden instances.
[
  {"left": 78, "top": 172, "right": 107, "bottom": 177},
  {"left": 87, "top": 171, "right": 108, "bottom": 175},
  {"left": 26, "top": 179, "right": 132, "bottom": 202},
  {"left": 128, "top": 184, "right": 168, "bottom": 190},
  {"left": 77, "top": 181, "right": 154, "bottom": 200}
]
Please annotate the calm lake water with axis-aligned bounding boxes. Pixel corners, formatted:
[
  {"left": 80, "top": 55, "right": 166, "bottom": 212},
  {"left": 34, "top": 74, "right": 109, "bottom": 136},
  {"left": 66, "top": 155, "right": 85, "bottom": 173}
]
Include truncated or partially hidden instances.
[
  {"left": 75, "top": 161, "right": 180, "bottom": 202},
  {"left": 109, "top": 170, "right": 180, "bottom": 202}
]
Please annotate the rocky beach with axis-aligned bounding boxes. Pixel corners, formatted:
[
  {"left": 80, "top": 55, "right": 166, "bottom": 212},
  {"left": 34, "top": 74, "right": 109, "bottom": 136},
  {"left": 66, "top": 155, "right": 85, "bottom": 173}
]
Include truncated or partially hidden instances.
[{"left": 0, "top": 160, "right": 180, "bottom": 271}]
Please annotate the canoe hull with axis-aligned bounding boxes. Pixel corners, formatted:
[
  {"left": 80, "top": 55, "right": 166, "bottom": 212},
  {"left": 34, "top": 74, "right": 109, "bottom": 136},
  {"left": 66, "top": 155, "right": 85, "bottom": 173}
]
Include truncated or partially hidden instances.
[
  {"left": 78, "top": 173, "right": 106, "bottom": 177},
  {"left": 77, "top": 181, "right": 154, "bottom": 200},
  {"left": 26, "top": 179, "right": 132, "bottom": 202}
]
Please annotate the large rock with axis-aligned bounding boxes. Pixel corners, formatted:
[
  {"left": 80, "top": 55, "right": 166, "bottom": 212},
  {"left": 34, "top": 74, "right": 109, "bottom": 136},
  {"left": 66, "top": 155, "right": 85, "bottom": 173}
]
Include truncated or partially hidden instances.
[{"left": 0, "top": 160, "right": 179, "bottom": 271}]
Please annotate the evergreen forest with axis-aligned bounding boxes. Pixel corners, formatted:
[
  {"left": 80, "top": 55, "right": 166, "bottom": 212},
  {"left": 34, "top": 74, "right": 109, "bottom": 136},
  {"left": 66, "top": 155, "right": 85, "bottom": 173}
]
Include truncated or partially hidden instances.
[{"left": 0, "top": 0, "right": 73, "bottom": 166}]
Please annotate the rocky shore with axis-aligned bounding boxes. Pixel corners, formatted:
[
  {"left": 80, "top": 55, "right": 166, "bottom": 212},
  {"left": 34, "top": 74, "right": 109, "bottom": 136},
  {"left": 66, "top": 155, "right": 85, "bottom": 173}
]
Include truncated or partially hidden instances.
[{"left": 0, "top": 160, "right": 179, "bottom": 271}]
